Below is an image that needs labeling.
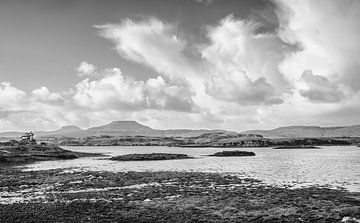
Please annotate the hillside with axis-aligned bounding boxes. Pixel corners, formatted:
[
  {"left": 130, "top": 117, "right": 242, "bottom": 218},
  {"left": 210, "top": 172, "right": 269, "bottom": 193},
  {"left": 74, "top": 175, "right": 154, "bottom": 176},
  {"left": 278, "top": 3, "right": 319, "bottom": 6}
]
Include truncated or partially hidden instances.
[
  {"left": 1, "top": 122, "right": 360, "bottom": 140},
  {"left": 0, "top": 121, "right": 222, "bottom": 140},
  {"left": 86, "top": 121, "right": 155, "bottom": 136},
  {"left": 242, "top": 125, "right": 360, "bottom": 138}
]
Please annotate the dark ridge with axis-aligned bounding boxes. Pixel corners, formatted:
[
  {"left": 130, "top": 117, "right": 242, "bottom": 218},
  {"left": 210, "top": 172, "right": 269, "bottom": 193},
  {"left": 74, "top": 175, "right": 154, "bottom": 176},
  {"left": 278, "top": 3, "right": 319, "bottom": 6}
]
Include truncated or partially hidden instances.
[{"left": 273, "top": 146, "right": 321, "bottom": 149}]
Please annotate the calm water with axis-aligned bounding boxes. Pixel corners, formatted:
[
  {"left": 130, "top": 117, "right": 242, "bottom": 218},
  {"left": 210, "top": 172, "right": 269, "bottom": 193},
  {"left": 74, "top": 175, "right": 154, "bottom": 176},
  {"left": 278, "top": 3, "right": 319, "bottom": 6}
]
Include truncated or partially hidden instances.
[{"left": 24, "top": 146, "right": 360, "bottom": 192}]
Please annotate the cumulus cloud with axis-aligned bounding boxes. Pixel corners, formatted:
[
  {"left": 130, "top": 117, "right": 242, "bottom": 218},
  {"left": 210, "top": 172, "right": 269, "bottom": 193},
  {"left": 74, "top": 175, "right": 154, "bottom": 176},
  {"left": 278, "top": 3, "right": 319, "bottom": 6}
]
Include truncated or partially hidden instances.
[
  {"left": 201, "top": 15, "right": 290, "bottom": 87},
  {"left": 32, "top": 86, "right": 64, "bottom": 103},
  {"left": 95, "top": 16, "right": 289, "bottom": 107},
  {"left": 276, "top": 0, "right": 360, "bottom": 92},
  {"left": 73, "top": 68, "right": 145, "bottom": 109},
  {"left": 0, "top": 112, "right": 59, "bottom": 132},
  {"left": 0, "top": 82, "right": 60, "bottom": 131},
  {"left": 77, "top": 61, "right": 97, "bottom": 76},
  {"left": 299, "top": 70, "right": 344, "bottom": 103},
  {"left": 206, "top": 70, "right": 283, "bottom": 105},
  {"left": 144, "top": 76, "right": 196, "bottom": 111},
  {"left": 0, "top": 82, "right": 27, "bottom": 110},
  {"left": 200, "top": 14, "right": 288, "bottom": 105},
  {"left": 73, "top": 67, "right": 196, "bottom": 112}
]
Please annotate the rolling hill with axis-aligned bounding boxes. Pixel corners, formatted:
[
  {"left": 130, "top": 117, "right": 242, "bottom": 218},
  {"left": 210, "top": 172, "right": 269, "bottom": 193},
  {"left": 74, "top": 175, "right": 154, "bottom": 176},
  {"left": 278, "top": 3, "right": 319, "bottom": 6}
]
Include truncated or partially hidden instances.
[
  {"left": 0, "top": 121, "right": 224, "bottom": 139},
  {"left": 242, "top": 125, "right": 360, "bottom": 138},
  {"left": 1, "top": 121, "right": 360, "bottom": 140}
]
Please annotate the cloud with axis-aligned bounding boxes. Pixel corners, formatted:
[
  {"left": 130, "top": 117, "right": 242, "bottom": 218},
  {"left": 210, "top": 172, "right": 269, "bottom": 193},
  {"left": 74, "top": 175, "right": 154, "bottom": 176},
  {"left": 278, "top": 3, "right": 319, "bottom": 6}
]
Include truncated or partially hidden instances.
[
  {"left": 0, "top": 82, "right": 27, "bottom": 110},
  {"left": 73, "top": 68, "right": 145, "bottom": 110},
  {"left": 194, "top": 0, "right": 215, "bottom": 6},
  {"left": 32, "top": 86, "right": 64, "bottom": 103},
  {"left": 276, "top": 0, "right": 360, "bottom": 92},
  {"left": 144, "top": 76, "right": 196, "bottom": 112},
  {"left": 95, "top": 18, "right": 196, "bottom": 80},
  {"left": 0, "top": 108, "right": 11, "bottom": 119},
  {"left": 299, "top": 70, "right": 344, "bottom": 103},
  {"left": 0, "top": 83, "right": 60, "bottom": 131},
  {"left": 73, "top": 67, "right": 196, "bottom": 112},
  {"left": 0, "top": 112, "right": 59, "bottom": 132},
  {"left": 206, "top": 70, "right": 283, "bottom": 105},
  {"left": 200, "top": 14, "right": 288, "bottom": 105},
  {"left": 2, "top": 1, "right": 360, "bottom": 132},
  {"left": 77, "top": 61, "right": 97, "bottom": 76},
  {"left": 202, "top": 14, "right": 290, "bottom": 87},
  {"left": 0, "top": 107, "right": 28, "bottom": 119}
]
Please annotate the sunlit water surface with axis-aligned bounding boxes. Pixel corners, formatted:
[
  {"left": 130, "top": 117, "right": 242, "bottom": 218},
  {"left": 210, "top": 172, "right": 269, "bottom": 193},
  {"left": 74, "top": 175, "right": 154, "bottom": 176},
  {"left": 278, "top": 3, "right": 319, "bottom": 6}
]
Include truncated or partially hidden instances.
[{"left": 24, "top": 146, "right": 360, "bottom": 192}]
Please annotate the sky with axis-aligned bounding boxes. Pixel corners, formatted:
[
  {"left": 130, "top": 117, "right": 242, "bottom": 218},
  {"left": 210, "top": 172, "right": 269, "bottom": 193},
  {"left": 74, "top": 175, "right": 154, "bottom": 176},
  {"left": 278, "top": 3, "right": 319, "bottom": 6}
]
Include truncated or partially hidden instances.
[{"left": 1, "top": 0, "right": 360, "bottom": 132}]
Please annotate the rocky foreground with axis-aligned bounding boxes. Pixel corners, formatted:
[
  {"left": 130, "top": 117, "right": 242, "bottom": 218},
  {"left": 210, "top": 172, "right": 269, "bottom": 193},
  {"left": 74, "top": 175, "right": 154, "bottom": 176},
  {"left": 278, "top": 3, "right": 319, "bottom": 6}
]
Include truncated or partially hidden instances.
[{"left": 0, "top": 167, "right": 359, "bottom": 223}]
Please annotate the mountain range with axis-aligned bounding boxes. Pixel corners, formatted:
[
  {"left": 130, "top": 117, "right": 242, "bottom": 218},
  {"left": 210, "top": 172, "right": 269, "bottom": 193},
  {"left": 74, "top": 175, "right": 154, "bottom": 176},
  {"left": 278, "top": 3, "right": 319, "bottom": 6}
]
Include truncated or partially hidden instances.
[
  {"left": 0, "top": 121, "right": 230, "bottom": 139},
  {"left": 1, "top": 121, "right": 360, "bottom": 139}
]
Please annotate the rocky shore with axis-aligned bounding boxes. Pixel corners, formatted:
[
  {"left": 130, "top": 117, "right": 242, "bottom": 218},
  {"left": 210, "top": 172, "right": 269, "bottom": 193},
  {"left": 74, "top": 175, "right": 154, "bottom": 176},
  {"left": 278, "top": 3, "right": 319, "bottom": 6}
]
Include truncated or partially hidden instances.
[
  {"left": 38, "top": 132, "right": 359, "bottom": 148},
  {"left": 0, "top": 139, "right": 359, "bottom": 222},
  {"left": 0, "top": 166, "right": 359, "bottom": 222}
]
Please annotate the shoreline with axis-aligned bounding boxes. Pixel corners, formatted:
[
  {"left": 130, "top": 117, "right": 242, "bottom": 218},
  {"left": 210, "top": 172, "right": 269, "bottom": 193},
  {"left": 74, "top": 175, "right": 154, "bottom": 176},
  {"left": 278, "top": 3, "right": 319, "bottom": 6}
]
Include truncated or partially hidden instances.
[
  {"left": 1, "top": 165, "right": 359, "bottom": 222},
  {"left": 35, "top": 134, "right": 359, "bottom": 147}
]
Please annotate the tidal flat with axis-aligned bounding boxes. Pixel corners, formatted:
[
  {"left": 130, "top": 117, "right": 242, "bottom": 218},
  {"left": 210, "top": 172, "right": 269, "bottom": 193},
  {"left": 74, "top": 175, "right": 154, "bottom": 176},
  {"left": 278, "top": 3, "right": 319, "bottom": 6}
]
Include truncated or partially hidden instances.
[{"left": 1, "top": 165, "right": 360, "bottom": 223}]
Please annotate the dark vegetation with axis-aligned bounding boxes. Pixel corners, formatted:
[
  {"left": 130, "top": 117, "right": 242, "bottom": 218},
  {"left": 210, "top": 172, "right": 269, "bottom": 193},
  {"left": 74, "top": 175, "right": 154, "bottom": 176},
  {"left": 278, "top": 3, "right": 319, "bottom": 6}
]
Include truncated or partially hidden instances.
[
  {"left": 208, "top": 150, "right": 256, "bottom": 156},
  {"left": 272, "top": 146, "right": 321, "bottom": 149},
  {"left": 110, "top": 153, "right": 193, "bottom": 161},
  {"left": 2, "top": 121, "right": 360, "bottom": 148},
  {"left": 37, "top": 132, "right": 359, "bottom": 148}
]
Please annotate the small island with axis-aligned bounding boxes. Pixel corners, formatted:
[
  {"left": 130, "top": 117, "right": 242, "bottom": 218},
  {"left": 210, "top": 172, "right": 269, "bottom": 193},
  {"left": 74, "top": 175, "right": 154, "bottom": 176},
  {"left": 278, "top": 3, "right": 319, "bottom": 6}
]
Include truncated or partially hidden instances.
[
  {"left": 110, "top": 153, "right": 193, "bottom": 161},
  {"left": 272, "top": 145, "right": 321, "bottom": 149},
  {"left": 208, "top": 150, "right": 256, "bottom": 157},
  {"left": 0, "top": 132, "right": 101, "bottom": 165}
]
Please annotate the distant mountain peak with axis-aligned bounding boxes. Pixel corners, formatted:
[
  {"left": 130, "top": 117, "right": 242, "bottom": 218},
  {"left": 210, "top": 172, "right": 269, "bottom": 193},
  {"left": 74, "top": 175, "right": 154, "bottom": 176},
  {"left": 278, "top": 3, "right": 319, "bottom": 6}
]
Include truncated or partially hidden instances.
[
  {"left": 57, "top": 125, "right": 83, "bottom": 132},
  {"left": 107, "top": 120, "right": 148, "bottom": 128},
  {"left": 108, "top": 120, "right": 141, "bottom": 125},
  {"left": 87, "top": 120, "right": 153, "bottom": 133}
]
